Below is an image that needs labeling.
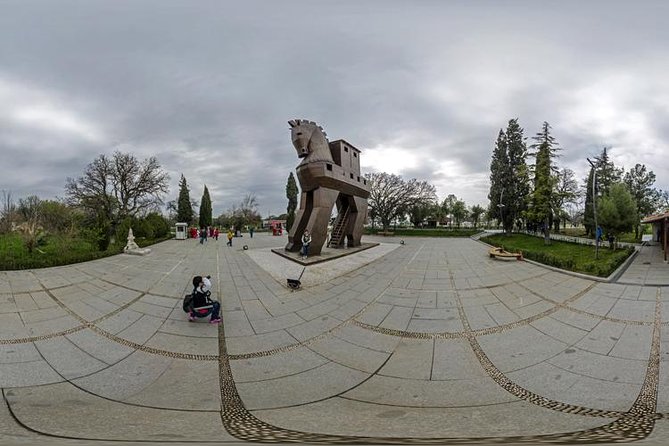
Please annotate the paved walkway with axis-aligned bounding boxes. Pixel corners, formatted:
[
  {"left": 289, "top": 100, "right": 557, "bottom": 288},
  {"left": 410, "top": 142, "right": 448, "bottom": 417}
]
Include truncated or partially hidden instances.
[{"left": 1, "top": 234, "right": 669, "bottom": 445}]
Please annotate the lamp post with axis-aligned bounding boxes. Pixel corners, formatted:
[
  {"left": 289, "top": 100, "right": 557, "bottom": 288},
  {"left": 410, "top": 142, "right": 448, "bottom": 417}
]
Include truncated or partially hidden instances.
[
  {"left": 587, "top": 158, "right": 599, "bottom": 260},
  {"left": 498, "top": 188, "right": 505, "bottom": 233}
]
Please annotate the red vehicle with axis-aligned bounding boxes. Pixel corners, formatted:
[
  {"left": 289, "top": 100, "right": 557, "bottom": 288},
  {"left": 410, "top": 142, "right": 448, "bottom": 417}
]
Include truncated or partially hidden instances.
[{"left": 269, "top": 220, "right": 283, "bottom": 236}]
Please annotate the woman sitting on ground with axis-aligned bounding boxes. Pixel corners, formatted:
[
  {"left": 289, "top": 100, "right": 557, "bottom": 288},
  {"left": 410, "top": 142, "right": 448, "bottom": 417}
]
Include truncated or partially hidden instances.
[{"left": 189, "top": 275, "right": 221, "bottom": 324}]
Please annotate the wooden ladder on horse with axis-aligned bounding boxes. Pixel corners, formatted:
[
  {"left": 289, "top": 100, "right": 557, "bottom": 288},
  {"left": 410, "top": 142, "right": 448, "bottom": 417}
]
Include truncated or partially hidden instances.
[{"left": 328, "top": 206, "right": 350, "bottom": 248}]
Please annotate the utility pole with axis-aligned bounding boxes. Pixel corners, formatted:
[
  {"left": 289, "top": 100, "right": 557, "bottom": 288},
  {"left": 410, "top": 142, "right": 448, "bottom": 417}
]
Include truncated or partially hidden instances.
[{"left": 587, "top": 158, "right": 599, "bottom": 260}]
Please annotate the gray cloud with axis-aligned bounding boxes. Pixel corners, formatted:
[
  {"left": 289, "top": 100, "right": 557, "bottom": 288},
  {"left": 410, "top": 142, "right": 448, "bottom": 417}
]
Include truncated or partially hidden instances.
[{"left": 1, "top": 0, "right": 668, "bottom": 217}]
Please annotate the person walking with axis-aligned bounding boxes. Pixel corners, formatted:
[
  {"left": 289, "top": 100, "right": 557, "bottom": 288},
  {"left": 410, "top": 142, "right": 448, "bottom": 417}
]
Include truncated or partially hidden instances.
[
  {"left": 301, "top": 229, "right": 311, "bottom": 259},
  {"left": 249, "top": 226, "right": 254, "bottom": 238},
  {"left": 227, "top": 228, "right": 234, "bottom": 247}
]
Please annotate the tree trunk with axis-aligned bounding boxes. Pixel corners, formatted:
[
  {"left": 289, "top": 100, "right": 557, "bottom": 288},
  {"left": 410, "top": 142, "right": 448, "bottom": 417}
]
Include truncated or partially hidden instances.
[{"left": 543, "top": 217, "right": 551, "bottom": 245}]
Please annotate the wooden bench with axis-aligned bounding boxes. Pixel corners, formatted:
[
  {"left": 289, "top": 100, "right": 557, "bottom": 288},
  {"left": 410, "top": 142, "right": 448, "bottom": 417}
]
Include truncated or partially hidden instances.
[{"left": 489, "top": 247, "right": 523, "bottom": 260}]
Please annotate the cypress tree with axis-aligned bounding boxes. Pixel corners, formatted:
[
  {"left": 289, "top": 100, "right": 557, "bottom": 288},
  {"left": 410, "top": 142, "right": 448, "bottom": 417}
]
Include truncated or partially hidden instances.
[
  {"left": 199, "top": 185, "right": 212, "bottom": 228},
  {"left": 506, "top": 118, "right": 530, "bottom": 231},
  {"left": 529, "top": 122, "right": 558, "bottom": 244},
  {"left": 176, "top": 174, "right": 193, "bottom": 224},
  {"left": 286, "top": 173, "right": 298, "bottom": 231},
  {"left": 488, "top": 129, "right": 512, "bottom": 233}
]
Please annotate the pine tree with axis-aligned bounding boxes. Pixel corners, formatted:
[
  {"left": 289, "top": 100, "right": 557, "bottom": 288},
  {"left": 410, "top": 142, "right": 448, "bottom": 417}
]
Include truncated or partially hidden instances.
[
  {"left": 198, "top": 185, "right": 212, "bottom": 229},
  {"left": 505, "top": 118, "right": 530, "bottom": 231},
  {"left": 286, "top": 173, "right": 298, "bottom": 231},
  {"left": 594, "top": 147, "right": 621, "bottom": 196},
  {"left": 176, "top": 174, "right": 193, "bottom": 224}
]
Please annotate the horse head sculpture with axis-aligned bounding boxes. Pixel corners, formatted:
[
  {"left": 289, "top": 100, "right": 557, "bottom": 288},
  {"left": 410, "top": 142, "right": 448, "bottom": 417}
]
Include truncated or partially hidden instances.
[{"left": 288, "top": 119, "right": 334, "bottom": 164}]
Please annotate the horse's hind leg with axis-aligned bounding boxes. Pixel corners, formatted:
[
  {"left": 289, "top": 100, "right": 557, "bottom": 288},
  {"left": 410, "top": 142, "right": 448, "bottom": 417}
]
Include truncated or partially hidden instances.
[
  {"left": 303, "top": 187, "right": 338, "bottom": 255},
  {"left": 345, "top": 195, "right": 368, "bottom": 247}
]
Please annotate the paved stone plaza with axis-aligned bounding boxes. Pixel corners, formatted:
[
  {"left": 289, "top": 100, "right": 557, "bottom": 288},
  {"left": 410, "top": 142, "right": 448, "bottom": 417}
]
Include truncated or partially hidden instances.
[{"left": 1, "top": 233, "right": 668, "bottom": 445}]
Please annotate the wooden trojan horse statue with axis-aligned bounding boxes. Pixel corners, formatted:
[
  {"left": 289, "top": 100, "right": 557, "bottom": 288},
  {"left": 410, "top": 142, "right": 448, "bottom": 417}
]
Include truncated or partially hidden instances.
[{"left": 285, "top": 119, "right": 370, "bottom": 256}]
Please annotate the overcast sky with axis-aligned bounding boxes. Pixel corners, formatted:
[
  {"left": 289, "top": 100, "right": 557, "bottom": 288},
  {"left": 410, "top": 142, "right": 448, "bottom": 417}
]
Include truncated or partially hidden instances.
[{"left": 1, "top": 0, "right": 668, "bottom": 217}]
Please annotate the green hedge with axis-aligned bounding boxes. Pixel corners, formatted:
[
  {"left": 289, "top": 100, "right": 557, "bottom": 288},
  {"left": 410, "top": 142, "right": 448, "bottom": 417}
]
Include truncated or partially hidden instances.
[
  {"left": 0, "top": 232, "right": 173, "bottom": 271},
  {"left": 483, "top": 233, "right": 634, "bottom": 277},
  {"left": 364, "top": 228, "right": 479, "bottom": 237}
]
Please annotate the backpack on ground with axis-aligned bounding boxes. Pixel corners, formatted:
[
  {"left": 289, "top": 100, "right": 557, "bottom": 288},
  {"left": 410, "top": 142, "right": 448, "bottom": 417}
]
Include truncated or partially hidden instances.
[{"left": 182, "top": 294, "right": 193, "bottom": 313}]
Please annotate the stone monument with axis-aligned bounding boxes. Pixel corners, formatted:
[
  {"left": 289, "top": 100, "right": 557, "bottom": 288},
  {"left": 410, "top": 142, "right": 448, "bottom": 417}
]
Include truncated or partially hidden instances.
[
  {"left": 285, "top": 119, "right": 369, "bottom": 256},
  {"left": 123, "top": 228, "right": 151, "bottom": 256}
]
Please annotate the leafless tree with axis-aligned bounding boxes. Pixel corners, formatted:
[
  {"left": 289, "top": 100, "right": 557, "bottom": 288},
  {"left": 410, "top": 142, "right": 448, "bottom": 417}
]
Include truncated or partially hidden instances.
[
  {"left": 1, "top": 190, "right": 17, "bottom": 233},
  {"left": 65, "top": 151, "right": 169, "bottom": 243},
  {"left": 365, "top": 172, "right": 437, "bottom": 232}
]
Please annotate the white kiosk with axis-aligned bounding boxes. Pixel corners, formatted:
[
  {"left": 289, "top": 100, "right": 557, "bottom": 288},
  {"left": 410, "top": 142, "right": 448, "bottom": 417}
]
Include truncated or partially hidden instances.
[{"left": 175, "top": 223, "right": 188, "bottom": 240}]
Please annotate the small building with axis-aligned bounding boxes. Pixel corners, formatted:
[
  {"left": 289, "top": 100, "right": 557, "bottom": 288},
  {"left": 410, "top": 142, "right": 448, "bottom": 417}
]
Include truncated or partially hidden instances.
[
  {"left": 641, "top": 211, "right": 669, "bottom": 262},
  {"left": 175, "top": 222, "right": 188, "bottom": 240}
]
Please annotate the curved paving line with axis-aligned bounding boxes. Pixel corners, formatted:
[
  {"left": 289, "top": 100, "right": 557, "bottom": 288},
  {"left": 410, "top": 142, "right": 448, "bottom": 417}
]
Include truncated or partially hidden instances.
[
  {"left": 456, "top": 285, "right": 662, "bottom": 441},
  {"left": 515, "top": 281, "right": 656, "bottom": 326},
  {"left": 352, "top": 282, "right": 597, "bottom": 340},
  {"left": 1, "top": 388, "right": 233, "bottom": 444},
  {"left": 216, "top": 295, "right": 663, "bottom": 444}
]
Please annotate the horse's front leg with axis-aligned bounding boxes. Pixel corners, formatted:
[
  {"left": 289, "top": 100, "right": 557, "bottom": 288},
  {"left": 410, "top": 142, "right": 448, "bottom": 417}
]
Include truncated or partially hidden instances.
[
  {"left": 303, "top": 187, "right": 339, "bottom": 256},
  {"left": 285, "top": 191, "right": 310, "bottom": 252}
]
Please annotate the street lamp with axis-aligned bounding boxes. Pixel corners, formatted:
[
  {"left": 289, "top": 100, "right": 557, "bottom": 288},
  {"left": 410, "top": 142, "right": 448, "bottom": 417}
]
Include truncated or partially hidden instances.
[
  {"left": 587, "top": 158, "right": 599, "bottom": 260},
  {"left": 498, "top": 188, "right": 505, "bottom": 232}
]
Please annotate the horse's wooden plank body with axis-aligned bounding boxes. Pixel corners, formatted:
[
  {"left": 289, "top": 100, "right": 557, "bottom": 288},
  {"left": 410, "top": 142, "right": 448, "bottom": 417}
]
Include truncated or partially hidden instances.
[{"left": 296, "top": 161, "right": 369, "bottom": 198}]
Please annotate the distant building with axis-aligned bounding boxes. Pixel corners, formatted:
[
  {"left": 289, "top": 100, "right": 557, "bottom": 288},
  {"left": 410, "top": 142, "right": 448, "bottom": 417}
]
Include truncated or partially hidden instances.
[{"left": 641, "top": 211, "right": 669, "bottom": 262}]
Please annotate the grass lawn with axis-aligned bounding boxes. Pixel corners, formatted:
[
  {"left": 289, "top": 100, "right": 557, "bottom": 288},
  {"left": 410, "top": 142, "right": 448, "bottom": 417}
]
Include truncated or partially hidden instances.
[
  {"left": 0, "top": 232, "right": 171, "bottom": 270},
  {"left": 483, "top": 233, "right": 634, "bottom": 277}
]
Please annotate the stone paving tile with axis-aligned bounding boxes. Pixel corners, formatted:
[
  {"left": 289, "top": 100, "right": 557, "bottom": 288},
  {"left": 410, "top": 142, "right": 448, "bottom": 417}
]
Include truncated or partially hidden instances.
[
  {"left": 5, "top": 382, "right": 235, "bottom": 442},
  {"left": 309, "top": 335, "right": 391, "bottom": 373},
  {"left": 608, "top": 324, "right": 653, "bottom": 361},
  {"left": 241, "top": 299, "right": 272, "bottom": 320},
  {"left": 655, "top": 348, "right": 669, "bottom": 413},
  {"left": 116, "top": 314, "right": 165, "bottom": 345},
  {"left": 145, "top": 331, "right": 218, "bottom": 356},
  {"left": 226, "top": 329, "right": 298, "bottom": 356},
  {"left": 379, "top": 305, "right": 414, "bottom": 331},
  {"left": 286, "top": 314, "right": 342, "bottom": 342},
  {"left": 355, "top": 302, "right": 393, "bottom": 326},
  {"left": 377, "top": 338, "right": 433, "bottom": 380},
  {"left": 479, "top": 324, "right": 569, "bottom": 371},
  {"left": 124, "top": 359, "right": 221, "bottom": 410},
  {"left": 432, "top": 338, "right": 488, "bottom": 381},
  {"left": 254, "top": 397, "right": 604, "bottom": 438},
  {"left": 0, "top": 342, "right": 41, "bottom": 364},
  {"left": 236, "top": 360, "right": 369, "bottom": 410},
  {"left": 462, "top": 305, "right": 498, "bottom": 330},
  {"left": 96, "top": 309, "right": 144, "bottom": 335},
  {"left": 547, "top": 346, "right": 647, "bottom": 384},
  {"left": 250, "top": 312, "right": 305, "bottom": 334},
  {"left": 407, "top": 316, "right": 464, "bottom": 333},
  {"left": 553, "top": 375, "right": 642, "bottom": 413},
  {"left": 506, "top": 361, "right": 587, "bottom": 403},
  {"left": 231, "top": 347, "right": 329, "bottom": 383},
  {"left": 66, "top": 329, "right": 134, "bottom": 365},
  {"left": 549, "top": 308, "right": 601, "bottom": 331},
  {"left": 25, "top": 314, "right": 81, "bottom": 338},
  {"left": 0, "top": 360, "right": 63, "bottom": 387},
  {"left": 35, "top": 337, "right": 108, "bottom": 379},
  {"left": 608, "top": 298, "right": 656, "bottom": 322},
  {"left": 333, "top": 324, "right": 401, "bottom": 353},
  {"left": 72, "top": 350, "right": 173, "bottom": 400},
  {"left": 530, "top": 315, "right": 589, "bottom": 345},
  {"left": 484, "top": 302, "right": 520, "bottom": 325},
  {"left": 344, "top": 373, "right": 516, "bottom": 407}
]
